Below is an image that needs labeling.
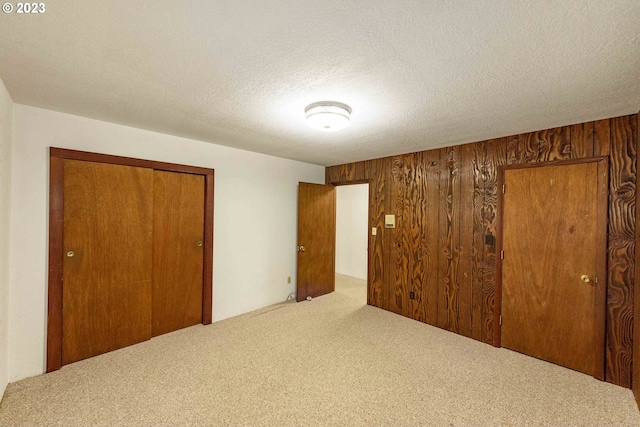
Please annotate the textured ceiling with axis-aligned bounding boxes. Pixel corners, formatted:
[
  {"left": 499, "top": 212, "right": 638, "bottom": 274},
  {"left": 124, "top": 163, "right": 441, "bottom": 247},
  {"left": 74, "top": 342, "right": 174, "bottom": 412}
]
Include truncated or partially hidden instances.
[{"left": 0, "top": 0, "right": 638, "bottom": 166}]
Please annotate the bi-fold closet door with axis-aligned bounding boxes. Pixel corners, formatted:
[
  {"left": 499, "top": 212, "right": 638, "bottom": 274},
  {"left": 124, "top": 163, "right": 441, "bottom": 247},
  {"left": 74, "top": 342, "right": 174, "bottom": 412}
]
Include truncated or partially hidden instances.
[{"left": 60, "top": 158, "right": 205, "bottom": 366}]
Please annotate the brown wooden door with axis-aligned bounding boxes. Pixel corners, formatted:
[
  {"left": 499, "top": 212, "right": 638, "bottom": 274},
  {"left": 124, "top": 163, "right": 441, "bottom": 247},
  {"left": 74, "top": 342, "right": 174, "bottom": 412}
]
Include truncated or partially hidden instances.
[
  {"left": 296, "top": 182, "right": 336, "bottom": 301},
  {"left": 62, "top": 160, "right": 154, "bottom": 365},
  {"left": 500, "top": 160, "right": 607, "bottom": 378},
  {"left": 152, "top": 171, "right": 205, "bottom": 336}
]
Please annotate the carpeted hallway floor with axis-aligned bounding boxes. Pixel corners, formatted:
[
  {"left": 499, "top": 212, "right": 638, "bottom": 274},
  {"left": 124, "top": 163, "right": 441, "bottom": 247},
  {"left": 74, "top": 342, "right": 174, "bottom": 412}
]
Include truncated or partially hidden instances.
[{"left": 1, "top": 274, "right": 639, "bottom": 426}]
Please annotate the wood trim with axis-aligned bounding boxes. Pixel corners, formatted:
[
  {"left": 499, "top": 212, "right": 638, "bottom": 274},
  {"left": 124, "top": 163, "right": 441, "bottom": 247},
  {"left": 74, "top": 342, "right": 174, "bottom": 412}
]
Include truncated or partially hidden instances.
[
  {"left": 493, "top": 167, "right": 504, "bottom": 347},
  {"left": 202, "top": 172, "right": 214, "bottom": 325},
  {"left": 499, "top": 156, "right": 606, "bottom": 171},
  {"left": 633, "top": 112, "right": 640, "bottom": 405},
  {"left": 47, "top": 147, "right": 215, "bottom": 372},
  {"left": 330, "top": 185, "right": 337, "bottom": 293},
  {"left": 367, "top": 181, "right": 373, "bottom": 306},
  {"left": 46, "top": 155, "right": 64, "bottom": 372},
  {"left": 494, "top": 156, "right": 609, "bottom": 380},
  {"left": 594, "top": 157, "right": 609, "bottom": 381},
  {"left": 329, "top": 179, "right": 371, "bottom": 186},
  {"left": 49, "top": 148, "right": 214, "bottom": 177}
]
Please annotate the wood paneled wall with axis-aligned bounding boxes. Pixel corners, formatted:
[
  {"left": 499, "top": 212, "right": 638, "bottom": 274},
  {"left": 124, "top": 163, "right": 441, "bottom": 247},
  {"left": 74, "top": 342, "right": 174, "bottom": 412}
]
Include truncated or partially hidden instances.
[
  {"left": 326, "top": 114, "right": 638, "bottom": 388},
  {"left": 634, "top": 112, "right": 640, "bottom": 404}
]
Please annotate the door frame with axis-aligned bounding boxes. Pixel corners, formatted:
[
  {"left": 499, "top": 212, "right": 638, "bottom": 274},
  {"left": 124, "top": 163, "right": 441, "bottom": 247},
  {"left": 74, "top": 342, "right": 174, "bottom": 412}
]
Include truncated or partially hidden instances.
[
  {"left": 47, "top": 147, "right": 215, "bottom": 372},
  {"left": 326, "top": 179, "right": 373, "bottom": 305},
  {"left": 493, "top": 157, "right": 609, "bottom": 380}
]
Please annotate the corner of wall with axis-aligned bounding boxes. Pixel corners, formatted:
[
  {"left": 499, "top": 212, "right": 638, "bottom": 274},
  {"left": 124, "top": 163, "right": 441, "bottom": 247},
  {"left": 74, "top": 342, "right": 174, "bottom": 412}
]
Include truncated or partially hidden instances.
[{"left": 0, "top": 76, "right": 14, "bottom": 401}]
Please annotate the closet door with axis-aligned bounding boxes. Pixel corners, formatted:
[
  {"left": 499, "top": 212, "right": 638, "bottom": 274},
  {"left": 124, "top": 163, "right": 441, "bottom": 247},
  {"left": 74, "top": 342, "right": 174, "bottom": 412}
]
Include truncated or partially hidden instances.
[
  {"left": 152, "top": 171, "right": 205, "bottom": 336},
  {"left": 62, "top": 160, "right": 154, "bottom": 365}
]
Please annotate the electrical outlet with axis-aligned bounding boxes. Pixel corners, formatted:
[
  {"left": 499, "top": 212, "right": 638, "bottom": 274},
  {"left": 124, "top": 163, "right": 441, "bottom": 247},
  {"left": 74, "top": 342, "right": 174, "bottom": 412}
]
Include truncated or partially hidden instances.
[
  {"left": 287, "top": 276, "right": 291, "bottom": 284},
  {"left": 409, "top": 291, "right": 415, "bottom": 300}
]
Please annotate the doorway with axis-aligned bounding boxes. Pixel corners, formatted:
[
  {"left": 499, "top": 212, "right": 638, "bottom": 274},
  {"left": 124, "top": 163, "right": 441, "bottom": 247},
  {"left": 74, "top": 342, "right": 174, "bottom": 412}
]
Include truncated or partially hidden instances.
[
  {"left": 296, "top": 181, "right": 371, "bottom": 303},
  {"left": 495, "top": 158, "right": 608, "bottom": 379},
  {"left": 335, "top": 184, "right": 369, "bottom": 303}
]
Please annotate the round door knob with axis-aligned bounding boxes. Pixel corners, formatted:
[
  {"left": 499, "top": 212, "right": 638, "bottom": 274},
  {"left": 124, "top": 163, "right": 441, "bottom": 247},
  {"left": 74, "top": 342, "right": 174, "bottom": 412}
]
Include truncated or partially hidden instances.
[
  {"left": 67, "top": 251, "right": 75, "bottom": 257},
  {"left": 197, "top": 241, "right": 203, "bottom": 247},
  {"left": 581, "top": 275, "right": 591, "bottom": 283},
  {"left": 298, "top": 245, "right": 306, "bottom": 252}
]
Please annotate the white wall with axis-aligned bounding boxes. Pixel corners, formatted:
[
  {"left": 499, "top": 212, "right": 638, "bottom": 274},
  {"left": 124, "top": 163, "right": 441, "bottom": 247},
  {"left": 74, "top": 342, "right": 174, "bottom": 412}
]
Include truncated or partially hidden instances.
[
  {"left": 0, "top": 78, "right": 13, "bottom": 398},
  {"left": 335, "top": 184, "right": 368, "bottom": 280},
  {"left": 9, "top": 105, "right": 325, "bottom": 382}
]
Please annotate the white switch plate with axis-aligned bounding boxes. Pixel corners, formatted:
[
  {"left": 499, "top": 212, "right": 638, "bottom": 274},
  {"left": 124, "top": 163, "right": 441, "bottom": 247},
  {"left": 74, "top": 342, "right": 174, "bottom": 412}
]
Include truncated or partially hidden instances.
[{"left": 372, "top": 227, "right": 377, "bottom": 235}]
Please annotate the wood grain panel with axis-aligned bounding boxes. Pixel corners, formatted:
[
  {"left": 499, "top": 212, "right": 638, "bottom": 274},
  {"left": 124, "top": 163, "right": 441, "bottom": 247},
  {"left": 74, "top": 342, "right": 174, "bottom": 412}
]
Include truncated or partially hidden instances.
[
  {"left": 424, "top": 150, "right": 441, "bottom": 325},
  {"left": 506, "top": 135, "right": 520, "bottom": 165},
  {"left": 571, "top": 122, "right": 595, "bottom": 159},
  {"left": 471, "top": 141, "right": 486, "bottom": 341},
  {"left": 296, "top": 183, "right": 336, "bottom": 301},
  {"left": 351, "top": 162, "right": 366, "bottom": 181},
  {"left": 337, "top": 164, "right": 352, "bottom": 182},
  {"left": 382, "top": 157, "right": 393, "bottom": 312},
  {"left": 501, "top": 162, "right": 601, "bottom": 375},
  {"left": 390, "top": 156, "right": 407, "bottom": 315},
  {"left": 446, "top": 147, "right": 462, "bottom": 332},
  {"left": 365, "top": 158, "right": 387, "bottom": 308},
  {"left": 437, "top": 148, "right": 452, "bottom": 330},
  {"left": 535, "top": 126, "right": 571, "bottom": 161},
  {"left": 604, "top": 115, "right": 636, "bottom": 387},
  {"left": 595, "top": 119, "right": 612, "bottom": 157},
  {"left": 403, "top": 152, "right": 425, "bottom": 321},
  {"left": 152, "top": 171, "right": 204, "bottom": 337},
  {"left": 326, "top": 162, "right": 366, "bottom": 183},
  {"left": 457, "top": 144, "right": 475, "bottom": 338},
  {"left": 326, "top": 166, "right": 340, "bottom": 185},
  {"left": 62, "top": 160, "right": 153, "bottom": 365},
  {"left": 508, "top": 132, "right": 538, "bottom": 164},
  {"left": 633, "top": 112, "right": 640, "bottom": 406},
  {"left": 482, "top": 138, "right": 507, "bottom": 344}
]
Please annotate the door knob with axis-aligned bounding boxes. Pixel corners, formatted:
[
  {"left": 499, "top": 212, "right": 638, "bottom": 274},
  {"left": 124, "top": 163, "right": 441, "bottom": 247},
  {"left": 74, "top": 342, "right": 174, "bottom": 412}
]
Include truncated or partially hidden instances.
[
  {"left": 66, "top": 251, "right": 75, "bottom": 257},
  {"left": 297, "top": 245, "right": 306, "bottom": 252},
  {"left": 581, "top": 275, "right": 591, "bottom": 283},
  {"left": 197, "top": 241, "right": 203, "bottom": 247}
]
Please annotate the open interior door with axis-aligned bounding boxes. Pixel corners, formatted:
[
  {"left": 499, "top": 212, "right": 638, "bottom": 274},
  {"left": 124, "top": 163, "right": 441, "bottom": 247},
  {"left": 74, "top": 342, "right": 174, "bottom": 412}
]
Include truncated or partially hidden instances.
[{"left": 296, "top": 182, "right": 336, "bottom": 301}]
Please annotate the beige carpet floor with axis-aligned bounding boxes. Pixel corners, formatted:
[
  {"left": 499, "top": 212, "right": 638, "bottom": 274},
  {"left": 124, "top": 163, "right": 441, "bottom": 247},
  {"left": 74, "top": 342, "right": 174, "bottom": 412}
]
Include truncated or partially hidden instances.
[{"left": 1, "top": 274, "right": 639, "bottom": 426}]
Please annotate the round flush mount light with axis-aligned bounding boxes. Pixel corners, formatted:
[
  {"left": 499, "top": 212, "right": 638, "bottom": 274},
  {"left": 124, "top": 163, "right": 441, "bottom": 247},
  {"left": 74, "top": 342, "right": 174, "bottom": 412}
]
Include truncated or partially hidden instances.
[{"left": 305, "top": 101, "right": 351, "bottom": 132}]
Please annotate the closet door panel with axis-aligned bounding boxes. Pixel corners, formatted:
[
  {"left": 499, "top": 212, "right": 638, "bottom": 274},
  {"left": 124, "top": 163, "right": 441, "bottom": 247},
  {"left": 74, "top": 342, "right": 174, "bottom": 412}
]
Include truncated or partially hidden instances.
[
  {"left": 152, "top": 171, "right": 205, "bottom": 336},
  {"left": 62, "top": 160, "right": 154, "bottom": 365}
]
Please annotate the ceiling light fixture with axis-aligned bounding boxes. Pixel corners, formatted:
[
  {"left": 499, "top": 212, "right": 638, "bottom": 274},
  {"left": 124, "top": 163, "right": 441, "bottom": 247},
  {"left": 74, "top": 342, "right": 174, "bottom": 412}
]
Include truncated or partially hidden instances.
[{"left": 305, "top": 101, "right": 351, "bottom": 132}]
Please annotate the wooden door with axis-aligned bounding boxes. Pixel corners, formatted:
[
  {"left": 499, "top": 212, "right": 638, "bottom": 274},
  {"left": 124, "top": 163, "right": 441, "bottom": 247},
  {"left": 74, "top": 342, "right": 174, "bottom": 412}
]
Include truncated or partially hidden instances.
[
  {"left": 296, "top": 183, "right": 336, "bottom": 301},
  {"left": 62, "top": 160, "right": 154, "bottom": 365},
  {"left": 500, "top": 160, "right": 607, "bottom": 378},
  {"left": 152, "top": 171, "right": 205, "bottom": 336},
  {"left": 48, "top": 148, "right": 215, "bottom": 372}
]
